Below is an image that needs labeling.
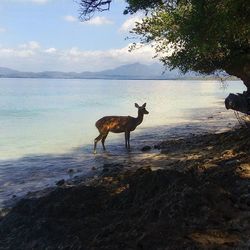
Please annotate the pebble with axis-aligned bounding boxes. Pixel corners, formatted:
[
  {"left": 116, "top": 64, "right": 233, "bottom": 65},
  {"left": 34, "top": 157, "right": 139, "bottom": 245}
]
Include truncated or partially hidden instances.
[
  {"left": 67, "top": 169, "right": 74, "bottom": 174},
  {"left": 141, "top": 146, "right": 151, "bottom": 151},
  {"left": 56, "top": 179, "right": 65, "bottom": 186}
]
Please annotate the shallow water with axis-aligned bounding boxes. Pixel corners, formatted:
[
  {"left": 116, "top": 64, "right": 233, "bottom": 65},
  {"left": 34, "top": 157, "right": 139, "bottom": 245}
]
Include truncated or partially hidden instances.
[{"left": 0, "top": 78, "right": 245, "bottom": 207}]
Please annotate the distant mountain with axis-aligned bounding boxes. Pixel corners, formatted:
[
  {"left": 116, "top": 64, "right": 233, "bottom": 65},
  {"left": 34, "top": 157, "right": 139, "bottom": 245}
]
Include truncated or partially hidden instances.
[
  {"left": 0, "top": 67, "right": 20, "bottom": 76},
  {"left": 0, "top": 63, "right": 231, "bottom": 80},
  {"left": 98, "top": 63, "right": 164, "bottom": 77}
]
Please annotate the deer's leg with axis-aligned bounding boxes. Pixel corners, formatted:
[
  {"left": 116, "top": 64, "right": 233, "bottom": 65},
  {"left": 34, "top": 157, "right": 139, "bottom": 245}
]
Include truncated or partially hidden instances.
[
  {"left": 127, "top": 131, "right": 131, "bottom": 150},
  {"left": 125, "top": 131, "right": 128, "bottom": 148},
  {"left": 101, "top": 133, "right": 108, "bottom": 151},
  {"left": 94, "top": 134, "right": 103, "bottom": 154}
]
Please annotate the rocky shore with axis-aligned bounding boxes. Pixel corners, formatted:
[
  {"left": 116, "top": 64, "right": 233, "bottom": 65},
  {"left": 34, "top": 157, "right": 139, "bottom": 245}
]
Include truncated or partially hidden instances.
[{"left": 0, "top": 128, "right": 250, "bottom": 249}]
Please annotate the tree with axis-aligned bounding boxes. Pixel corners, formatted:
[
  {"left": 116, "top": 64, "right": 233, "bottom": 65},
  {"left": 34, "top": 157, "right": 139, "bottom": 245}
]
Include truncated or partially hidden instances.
[
  {"left": 78, "top": 0, "right": 164, "bottom": 20},
  {"left": 78, "top": 0, "right": 250, "bottom": 92}
]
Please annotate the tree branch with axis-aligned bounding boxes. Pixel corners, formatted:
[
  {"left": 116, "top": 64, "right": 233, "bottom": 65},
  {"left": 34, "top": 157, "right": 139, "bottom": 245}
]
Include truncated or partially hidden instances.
[{"left": 78, "top": 0, "right": 112, "bottom": 21}]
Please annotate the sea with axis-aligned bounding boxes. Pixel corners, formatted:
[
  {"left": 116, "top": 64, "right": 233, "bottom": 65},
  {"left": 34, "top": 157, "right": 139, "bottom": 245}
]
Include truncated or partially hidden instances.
[{"left": 0, "top": 78, "right": 245, "bottom": 207}]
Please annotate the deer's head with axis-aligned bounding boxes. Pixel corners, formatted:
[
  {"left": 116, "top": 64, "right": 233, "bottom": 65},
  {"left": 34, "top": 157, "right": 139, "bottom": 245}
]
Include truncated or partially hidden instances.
[{"left": 135, "top": 103, "right": 149, "bottom": 115}]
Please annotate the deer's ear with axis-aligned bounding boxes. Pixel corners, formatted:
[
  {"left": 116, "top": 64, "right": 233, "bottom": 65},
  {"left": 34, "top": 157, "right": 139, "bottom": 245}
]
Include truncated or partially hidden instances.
[
  {"left": 142, "top": 103, "right": 146, "bottom": 108},
  {"left": 135, "top": 103, "right": 139, "bottom": 108}
]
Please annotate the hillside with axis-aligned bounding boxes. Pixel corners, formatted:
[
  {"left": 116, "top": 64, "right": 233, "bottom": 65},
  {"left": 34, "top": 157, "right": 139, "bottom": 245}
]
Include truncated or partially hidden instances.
[{"left": 0, "top": 63, "right": 230, "bottom": 80}]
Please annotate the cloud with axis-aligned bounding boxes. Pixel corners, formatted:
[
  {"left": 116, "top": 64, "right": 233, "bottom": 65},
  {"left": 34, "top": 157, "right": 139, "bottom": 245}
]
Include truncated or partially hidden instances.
[
  {"left": 19, "top": 41, "right": 40, "bottom": 50},
  {"left": 0, "top": 42, "right": 156, "bottom": 72},
  {"left": 53, "top": 44, "right": 156, "bottom": 71},
  {"left": 83, "top": 16, "right": 113, "bottom": 26},
  {"left": 44, "top": 47, "right": 57, "bottom": 54},
  {"left": 64, "top": 15, "right": 113, "bottom": 26},
  {"left": 119, "top": 15, "right": 143, "bottom": 33},
  {"left": 0, "top": 48, "right": 34, "bottom": 58},
  {"left": 30, "top": 0, "right": 49, "bottom": 3},
  {"left": 17, "top": 0, "right": 49, "bottom": 3},
  {"left": 63, "top": 15, "right": 77, "bottom": 23},
  {"left": 0, "top": 41, "right": 40, "bottom": 59},
  {"left": 0, "top": 27, "right": 6, "bottom": 33},
  {"left": 6, "top": 0, "right": 50, "bottom": 4}
]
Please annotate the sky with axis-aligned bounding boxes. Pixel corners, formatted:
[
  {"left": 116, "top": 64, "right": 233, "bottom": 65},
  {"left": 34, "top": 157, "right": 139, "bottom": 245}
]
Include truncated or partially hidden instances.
[{"left": 0, "top": 0, "right": 156, "bottom": 72}]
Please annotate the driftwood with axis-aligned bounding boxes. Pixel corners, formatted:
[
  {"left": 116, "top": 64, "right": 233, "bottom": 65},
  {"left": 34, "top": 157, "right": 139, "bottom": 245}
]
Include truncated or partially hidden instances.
[{"left": 225, "top": 93, "right": 250, "bottom": 115}]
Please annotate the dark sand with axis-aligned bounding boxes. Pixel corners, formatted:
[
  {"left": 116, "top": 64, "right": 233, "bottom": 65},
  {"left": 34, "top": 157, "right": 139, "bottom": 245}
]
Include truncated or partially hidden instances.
[{"left": 0, "top": 125, "right": 250, "bottom": 249}]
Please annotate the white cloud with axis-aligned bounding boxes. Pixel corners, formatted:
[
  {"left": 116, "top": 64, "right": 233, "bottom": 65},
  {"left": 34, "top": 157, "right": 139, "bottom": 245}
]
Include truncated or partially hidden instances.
[
  {"left": 64, "top": 15, "right": 112, "bottom": 26},
  {"left": 63, "top": 15, "right": 77, "bottom": 23},
  {"left": 0, "top": 41, "right": 40, "bottom": 60},
  {"left": 119, "top": 15, "right": 143, "bottom": 33},
  {"left": 0, "top": 42, "right": 156, "bottom": 72},
  {"left": 54, "top": 44, "right": 155, "bottom": 71},
  {"left": 0, "top": 48, "right": 34, "bottom": 58},
  {"left": 44, "top": 47, "right": 57, "bottom": 54},
  {"left": 19, "top": 41, "right": 40, "bottom": 50},
  {"left": 30, "top": 0, "right": 49, "bottom": 3},
  {"left": 84, "top": 16, "right": 113, "bottom": 26},
  {"left": 28, "top": 41, "right": 40, "bottom": 49},
  {"left": 6, "top": 0, "right": 50, "bottom": 4},
  {"left": 0, "top": 27, "right": 6, "bottom": 33}
]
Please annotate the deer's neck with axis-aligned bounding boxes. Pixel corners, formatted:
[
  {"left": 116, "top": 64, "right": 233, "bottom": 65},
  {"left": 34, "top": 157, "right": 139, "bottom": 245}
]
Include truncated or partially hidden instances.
[{"left": 135, "top": 111, "right": 144, "bottom": 126}]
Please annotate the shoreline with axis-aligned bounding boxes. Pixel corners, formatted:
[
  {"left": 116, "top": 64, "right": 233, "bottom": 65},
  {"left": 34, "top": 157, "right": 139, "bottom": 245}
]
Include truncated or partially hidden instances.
[
  {"left": 0, "top": 107, "right": 236, "bottom": 209},
  {"left": 0, "top": 121, "right": 250, "bottom": 248},
  {"left": 0, "top": 76, "right": 240, "bottom": 81}
]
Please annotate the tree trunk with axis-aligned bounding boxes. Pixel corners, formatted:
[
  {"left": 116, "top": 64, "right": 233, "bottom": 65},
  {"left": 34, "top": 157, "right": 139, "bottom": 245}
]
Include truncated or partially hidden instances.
[
  {"left": 225, "top": 93, "right": 250, "bottom": 114},
  {"left": 224, "top": 62, "right": 250, "bottom": 113},
  {"left": 225, "top": 62, "right": 250, "bottom": 93},
  {"left": 243, "top": 79, "right": 250, "bottom": 93}
]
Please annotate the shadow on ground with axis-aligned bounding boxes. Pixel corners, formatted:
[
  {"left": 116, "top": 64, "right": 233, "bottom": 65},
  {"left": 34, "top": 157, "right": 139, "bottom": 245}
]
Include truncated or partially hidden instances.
[{"left": 0, "top": 128, "right": 249, "bottom": 249}]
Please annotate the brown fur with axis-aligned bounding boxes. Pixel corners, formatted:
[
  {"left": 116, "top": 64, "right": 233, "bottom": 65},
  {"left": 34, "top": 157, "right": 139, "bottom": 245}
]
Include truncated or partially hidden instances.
[
  {"left": 94, "top": 103, "right": 149, "bottom": 153},
  {"left": 96, "top": 116, "right": 137, "bottom": 133}
]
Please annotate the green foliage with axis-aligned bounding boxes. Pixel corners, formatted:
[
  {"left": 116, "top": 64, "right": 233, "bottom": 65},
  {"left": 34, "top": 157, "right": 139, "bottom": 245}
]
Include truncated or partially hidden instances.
[
  {"left": 131, "top": 0, "right": 250, "bottom": 86},
  {"left": 123, "top": 0, "right": 164, "bottom": 14}
]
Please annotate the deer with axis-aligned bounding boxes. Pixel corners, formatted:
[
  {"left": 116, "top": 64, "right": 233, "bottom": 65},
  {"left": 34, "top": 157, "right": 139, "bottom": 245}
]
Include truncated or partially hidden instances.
[{"left": 94, "top": 103, "right": 149, "bottom": 153}]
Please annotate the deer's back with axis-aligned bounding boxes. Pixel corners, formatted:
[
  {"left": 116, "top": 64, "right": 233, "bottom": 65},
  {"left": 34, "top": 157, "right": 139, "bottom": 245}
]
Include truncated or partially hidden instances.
[{"left": 96, "top": 116, "right": 133, "bottom": 133}]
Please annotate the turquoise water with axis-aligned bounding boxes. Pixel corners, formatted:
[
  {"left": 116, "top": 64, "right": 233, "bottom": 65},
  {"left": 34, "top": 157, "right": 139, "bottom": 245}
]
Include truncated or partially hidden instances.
[
  {"left": 0, "top": 78, "right": 245, "bottom": 160},
  {"left": 0, "top": 78, "right": 245, "bottom": 206}
]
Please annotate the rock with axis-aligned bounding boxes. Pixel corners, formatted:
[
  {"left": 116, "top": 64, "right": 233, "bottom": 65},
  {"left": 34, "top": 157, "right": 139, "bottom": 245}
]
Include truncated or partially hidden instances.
[
  {"left": 67, "top": 169, "right": 74, "bottom": 174},
  {"left": 102, "top": 168, "right": 109, "bottom": 173},
  {"left": 101, "top": 163, "right": 124, "bottom": 177},
  {"left": 154, "top": 145, "right": 161, "bottom": 150},
  {"left": 239, "top": 194, "right": 250, "bottom": 207},
  {"left": 56, "top": 179, "right": 65, "bottom": 186},
  {"left": 141, "top": 145, "right": 151, "bottom": 151},
  {"left": 225, "top": 159, "right": 238, "bottom": 166},
  {"left": 0, "top": 208, "right": 9, "bottom": 218}
]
